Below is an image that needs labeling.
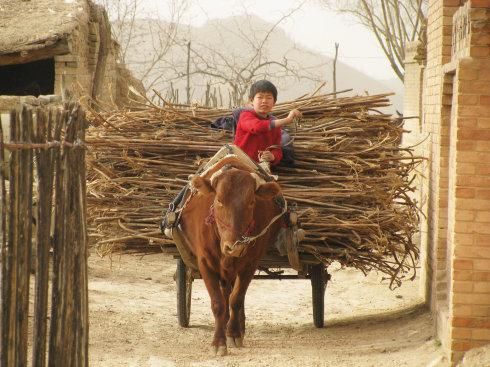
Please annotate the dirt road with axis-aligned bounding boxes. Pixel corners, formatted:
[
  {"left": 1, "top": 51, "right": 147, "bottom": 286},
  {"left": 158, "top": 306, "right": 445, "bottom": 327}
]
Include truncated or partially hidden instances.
[{"left": 88, "top": 252, "right": 447, "bottom": 366}]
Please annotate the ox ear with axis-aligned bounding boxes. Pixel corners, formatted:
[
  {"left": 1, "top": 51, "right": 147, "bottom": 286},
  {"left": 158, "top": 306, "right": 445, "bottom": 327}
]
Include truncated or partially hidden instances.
[
  {"left": 255, "top": 181, "right": 281, "bottom": 199},
  {"left": 191, "top": 176, "right": 215, "bottom": 195}
]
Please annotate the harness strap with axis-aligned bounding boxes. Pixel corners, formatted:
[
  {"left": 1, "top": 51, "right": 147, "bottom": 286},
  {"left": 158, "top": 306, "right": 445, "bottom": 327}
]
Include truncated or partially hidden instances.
[{"left": 236, "top": 196, "right": 288, "bottom": 246}]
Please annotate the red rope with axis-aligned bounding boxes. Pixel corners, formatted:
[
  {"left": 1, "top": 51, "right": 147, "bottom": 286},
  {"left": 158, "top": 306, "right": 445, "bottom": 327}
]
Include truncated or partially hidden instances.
[
  {"left": 204, "top": 203, "right": 256, "bottom": 236},
  {"left": 204, "top": 204, "right": 215, "bottom": 226}
]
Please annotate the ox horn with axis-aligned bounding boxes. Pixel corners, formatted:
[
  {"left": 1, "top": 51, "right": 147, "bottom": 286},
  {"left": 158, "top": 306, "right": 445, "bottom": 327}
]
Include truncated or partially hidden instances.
[
  {"left": 250, "top": 172, "right": 266, "bottom": 190},
  {"left": 210, "top": 164, "right": 234, "bottom": 187},
  {"left": 210, "top": 167, "right": 225, "bottom": 187}
]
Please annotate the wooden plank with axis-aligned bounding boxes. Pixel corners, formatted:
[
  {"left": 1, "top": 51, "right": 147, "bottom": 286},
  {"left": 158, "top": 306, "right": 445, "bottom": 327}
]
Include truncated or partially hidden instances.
[
  {"left": 16, "top": 105, "right": 34, "bottom": 366},
  {"left": 32, "top": 107, "right": 56, "bottom": 367},
  {"left": 5, "top": 110, "right": 19, "bottom": 366},
  {"left": 0, "top": 111, "right": 12, "bottom": 366}
]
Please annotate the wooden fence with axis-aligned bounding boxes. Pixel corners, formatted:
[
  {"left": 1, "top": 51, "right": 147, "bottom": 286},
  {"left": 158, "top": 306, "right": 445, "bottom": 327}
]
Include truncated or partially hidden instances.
[{"left": 0, "top": 102, "right": 88, "bottom": 367}]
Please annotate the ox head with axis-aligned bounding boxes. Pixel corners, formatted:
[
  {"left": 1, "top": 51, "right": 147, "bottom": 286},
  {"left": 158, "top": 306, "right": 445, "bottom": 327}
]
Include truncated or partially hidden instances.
[{"left": 191, "top": 166, "right": 280, "bottom": 257}]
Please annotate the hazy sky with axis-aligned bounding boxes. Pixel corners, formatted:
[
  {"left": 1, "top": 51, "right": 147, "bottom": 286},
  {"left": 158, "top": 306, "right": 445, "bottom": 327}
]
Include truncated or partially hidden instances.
[{"left": 142, "top": 0, "right": 394, "bottom": 81}]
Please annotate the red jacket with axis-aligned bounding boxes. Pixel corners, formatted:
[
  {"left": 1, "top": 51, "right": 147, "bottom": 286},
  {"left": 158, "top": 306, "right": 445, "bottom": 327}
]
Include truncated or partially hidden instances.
[{"left": 233, "top": 110, "right": 283, "bottom": 165}]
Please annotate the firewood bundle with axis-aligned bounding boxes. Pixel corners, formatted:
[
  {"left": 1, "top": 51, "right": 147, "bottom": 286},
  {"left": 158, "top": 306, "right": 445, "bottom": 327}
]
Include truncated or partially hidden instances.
[{"left": 86, "top": 91, "right": 422, "bottom": 287}]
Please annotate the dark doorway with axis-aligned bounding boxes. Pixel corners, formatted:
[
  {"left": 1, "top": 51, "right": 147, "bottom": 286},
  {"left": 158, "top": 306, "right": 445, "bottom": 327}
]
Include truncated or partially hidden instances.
[{"left": 0, "top": 58, "right": 55, "bottom": 96}]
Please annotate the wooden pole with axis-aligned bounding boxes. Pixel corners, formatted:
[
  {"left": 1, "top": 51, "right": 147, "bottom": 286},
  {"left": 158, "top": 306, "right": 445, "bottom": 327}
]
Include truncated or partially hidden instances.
[
  {"left": 186, "top": 41, "right": 191, "bottom": 105},
  {"left": 333, "top": 42, "right": 339, "bottom": 97}
]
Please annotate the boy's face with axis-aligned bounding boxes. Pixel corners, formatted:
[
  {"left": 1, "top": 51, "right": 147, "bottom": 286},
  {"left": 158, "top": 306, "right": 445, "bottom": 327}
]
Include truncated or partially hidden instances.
[{"left": 251, "top": 92, "right": 275, "bottom": 116}]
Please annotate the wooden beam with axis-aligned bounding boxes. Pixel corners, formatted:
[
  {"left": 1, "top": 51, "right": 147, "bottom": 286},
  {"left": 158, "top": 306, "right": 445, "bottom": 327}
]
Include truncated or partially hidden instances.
[{"left": 0, "top": 39, "right": 70, "bottom": 66}]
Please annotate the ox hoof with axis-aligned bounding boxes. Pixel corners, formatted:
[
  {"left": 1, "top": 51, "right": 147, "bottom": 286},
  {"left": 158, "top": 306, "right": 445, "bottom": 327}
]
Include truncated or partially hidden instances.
[
  {"left": 212, "top": 345, "right": 228, "bottom": 357},
  {"left": 226, "top": 336, "right": 244, "bottom": 348}
]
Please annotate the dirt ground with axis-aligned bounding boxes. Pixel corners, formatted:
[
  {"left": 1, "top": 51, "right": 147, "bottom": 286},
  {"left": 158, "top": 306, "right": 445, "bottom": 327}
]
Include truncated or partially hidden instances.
[{"left": 87, "top": 250, "right": 452, "bottom": 367}]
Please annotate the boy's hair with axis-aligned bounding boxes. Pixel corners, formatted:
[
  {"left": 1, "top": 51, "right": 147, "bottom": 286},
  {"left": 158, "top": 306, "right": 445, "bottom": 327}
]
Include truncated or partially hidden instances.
[{"left": 249, "top": 80, "right": 278, "bottom": 102}]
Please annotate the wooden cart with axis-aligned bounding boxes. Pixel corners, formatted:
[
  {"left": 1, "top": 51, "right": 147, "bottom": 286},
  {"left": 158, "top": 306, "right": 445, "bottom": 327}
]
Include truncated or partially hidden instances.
[
  {"left": 162, "top": 144, "right": 330, "bottom": 328},
  {"left": 163, "top": 224, "right": 330, "bottom": 329}
]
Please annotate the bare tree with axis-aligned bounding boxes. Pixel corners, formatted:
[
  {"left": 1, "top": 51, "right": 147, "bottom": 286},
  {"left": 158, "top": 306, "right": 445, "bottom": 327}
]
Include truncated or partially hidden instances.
[
  {"left": 323, "top": 0, "right": 427, "bottom": 81},
  {"left": 164, "top": 5, "right": 325, "bottom": 107},
  {"left": 95, "top": 0, "right": 189, "bottom": 92},
  {"left": 97, "top": 1, "right": 325, "bottom": 106}
]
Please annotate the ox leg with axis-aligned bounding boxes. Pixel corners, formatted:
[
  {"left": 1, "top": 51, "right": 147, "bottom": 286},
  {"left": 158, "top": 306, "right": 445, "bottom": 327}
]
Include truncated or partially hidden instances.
[
  {"left": 220, "top": 279, "right": 233, "bottom": 326},
  {"left": 199, "top": 265, "right": 228, "bottom": 356},
  {"left": 226, "top": 269, "right": 254, "bottom": 348}
]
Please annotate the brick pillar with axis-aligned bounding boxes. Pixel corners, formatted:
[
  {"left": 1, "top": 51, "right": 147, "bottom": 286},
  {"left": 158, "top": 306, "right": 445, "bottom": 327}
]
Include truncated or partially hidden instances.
[
  {"left": 448, "top": 2, "right": 490, "bottom": 363},
  {"left": 422, "top": 2, "right": 461, "bottom": 356}
]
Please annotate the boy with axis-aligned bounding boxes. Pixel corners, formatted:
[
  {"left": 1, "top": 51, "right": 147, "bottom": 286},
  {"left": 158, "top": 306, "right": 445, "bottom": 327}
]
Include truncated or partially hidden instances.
[{"left": 234, "top": 80, "right": 302, "bottom": 168}]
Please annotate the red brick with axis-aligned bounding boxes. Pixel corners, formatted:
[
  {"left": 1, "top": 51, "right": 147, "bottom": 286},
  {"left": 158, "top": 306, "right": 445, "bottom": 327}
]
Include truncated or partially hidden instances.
[
  {"left": 471, "top": 0, "right": 490, "bottom": 8},
  {"left": 476, "top": 189, "right": 490, "bottom": 200},
  {"left": 475, "top": 234, "right": 490, "bottom": 245},
  {"left": 476, "top": 141, "right": 490, "bottom": 151},
  {"left": 476, "top": 211, "right": 490, "bottom": 223},
  {"left": 458, "top": 94, "right": 479, "bottom": 105},
  {"left": 454, "top": 318, "right": 490, "bottom": 328},
  {"left": 473, "top": 225, "right": 490, "bottom": 235},
  {"left": 453, "top": 281, "right": 474, "bottom": 292},
  {"left": 481, "top": 95, "right": 490, "bottom": 105},
  {"left": 457, "top": 140, "right": 477, "bottom": 150},
  {"left": 452, "top": 327, "right": 472, "bottom": 339},
  {"left": 473, "top": 259, "right": 490, "bottom": 271},
  {"left": 458, "top": 67, "right": 479, "bottom": 81},
  {"left": 479, "top": 69, "right": 490, "bottom": 81},
  {"left": 459, "top": 81, "right": 490, "bottom": 94},
  {"left": 453, "top": 259, "right": 474, "bottom": 270},
  {"left": 457, "top": 128, "right": 490, "bottom": 140},
  {"left": 456, "top": 151, "right": 490, "bottom": 162},
  {"left": 474, "top": 282, "right": 490, "bottom": 293},
  {"left": 453, "top": 317, "right": 472, "bottom": 327},
  {"left": 455, "top": 246, "right": 490, "bottom": 258},
  {"left": 456, "top": 177, "right": 490, "bottom": 188},
  {"left": 454, "top": 304, "right": 473, "bottom": 317},
  {"left": 458, "top": 117, "right": 478, "bottom": 127},
  {"left": 472, "top": 306, "right": 490, "bottom": 317},
  {"left": 476, "top": 164, "right": 490, "bottom": 175},
  {"left": 470, "top": 46, "right": 490, "bottom": 58},
  {"left": 455, "top": 233, "right": 476, "bottom": 245},
  {"left": 454, "top": 292, "right": 490, "bottom": 305},
  {"left": 458, "top": 106, "right": 480, "bottom": 117},
  {"left": 472, "top": 32, "right": 490, "bottom": 46},
  {"left": 456, "top": 163, "right": 476, "bottom": 175},
  {"left": 452, "top": 340, "right": 472, "bottom": 351},
  {"left": 456, "top": 210, "right": 476, "bottom": 221},
  {"left": 473, "top": 272, "right": 490, "bottom": 281},
  {"left": 456, "top": 187, "right": 475, "bottom": 198},
  {"left": 472, "top": 328, "right": 490, "bottom": 340},
  {"left": 454, "top": 270, "right": 473, "bottom": 281}
]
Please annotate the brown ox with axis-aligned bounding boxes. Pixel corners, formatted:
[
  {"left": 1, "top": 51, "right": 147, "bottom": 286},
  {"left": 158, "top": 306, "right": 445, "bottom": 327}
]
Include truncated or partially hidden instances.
[{"left": 180, "top": 159, "right": 283, "bottom": 356}]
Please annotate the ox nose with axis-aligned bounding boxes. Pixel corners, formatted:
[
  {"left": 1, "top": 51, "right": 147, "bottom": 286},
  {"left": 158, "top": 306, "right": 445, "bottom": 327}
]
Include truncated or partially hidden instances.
[{"left": 222, "top": 241, "right": 234, "bottom": 253}]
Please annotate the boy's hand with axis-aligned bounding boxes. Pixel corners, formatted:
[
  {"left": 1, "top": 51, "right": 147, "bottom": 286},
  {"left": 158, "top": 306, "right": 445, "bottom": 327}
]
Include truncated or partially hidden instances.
[
  {"left": 286, "top": 109, "right": 302, "bottom": 123},
  {"left": 273, "top": 109, "right": 302, "bottom": 128},
  {"left": 259, "top": 150, "right": 275, "bottom": 162}
]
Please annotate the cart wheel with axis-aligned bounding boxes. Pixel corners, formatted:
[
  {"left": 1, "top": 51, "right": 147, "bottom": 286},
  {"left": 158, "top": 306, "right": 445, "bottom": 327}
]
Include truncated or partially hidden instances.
[
  {"left": 176, "top": 258, "right": 193, "bottom": 327},
  {"left": 310, "top": 263, "right": 328, "bottom": 328}
]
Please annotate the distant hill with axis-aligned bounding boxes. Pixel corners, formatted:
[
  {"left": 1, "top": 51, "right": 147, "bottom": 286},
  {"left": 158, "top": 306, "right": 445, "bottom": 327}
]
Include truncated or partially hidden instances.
[{"left": 122, "top": 15, "right": 403, "bottom": 112}]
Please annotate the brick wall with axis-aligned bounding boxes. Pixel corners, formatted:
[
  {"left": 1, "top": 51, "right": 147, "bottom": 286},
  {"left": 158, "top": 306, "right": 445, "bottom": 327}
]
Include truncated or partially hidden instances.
[
  {"left": 421, "top": 0, "right": 490, "bottom": 364},
  {"left": 53, "top": 0, "right": 118, "bottom": 106},
  {"left": 422, "top": 2, "right": 459, "bottom": 353},
  {"left": 448, "top": 2, "right": 490, "bottom": 363}
]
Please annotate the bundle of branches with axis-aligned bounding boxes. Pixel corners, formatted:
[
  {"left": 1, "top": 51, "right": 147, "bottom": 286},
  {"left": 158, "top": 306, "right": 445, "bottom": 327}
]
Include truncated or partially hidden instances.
[{"left": 86, "top": 91, "right": 422, "bottom": 287}]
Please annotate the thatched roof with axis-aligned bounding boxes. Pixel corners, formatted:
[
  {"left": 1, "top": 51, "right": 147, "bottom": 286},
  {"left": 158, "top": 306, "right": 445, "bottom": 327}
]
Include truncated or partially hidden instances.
[{"left": 0, "top": 0, "right": 88, "bottom": 63}]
